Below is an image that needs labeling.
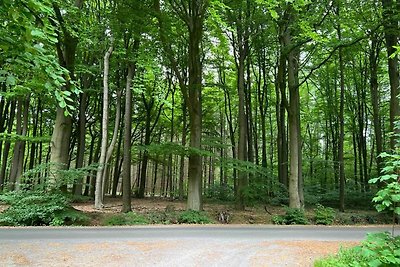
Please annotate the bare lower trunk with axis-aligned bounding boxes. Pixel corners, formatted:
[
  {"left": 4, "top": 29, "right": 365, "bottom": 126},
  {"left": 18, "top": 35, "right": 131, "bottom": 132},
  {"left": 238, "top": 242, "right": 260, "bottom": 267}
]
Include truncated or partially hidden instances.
[
  {"left": 286, "top": 32, "right": 302, "bottom": 209},
  {"left": 95, "top": 45, "right": 113, "bottom": 209},
  {"left": 179, "top": 103, "right": 187, "bottom": 200},
  {"left": 369, "top": 35, "right": 383, "bottom": 175},
  {"left": 49, "top": 107, "right": 72, "bottom": 190},
  {"left": 382, "top": 0, "right": 399, "bottom": 149},
  {"left": 337, "top": 4, "right": 345, "bottom": 211},
  {"left": 74, "top": 92, "right": 87, "bottom": 196},
  {"left": 122, "top": 64, "right": 135, "bottom": 213},
  {"left": 185, "top": 1, "right": 206, "bottom": 211}
]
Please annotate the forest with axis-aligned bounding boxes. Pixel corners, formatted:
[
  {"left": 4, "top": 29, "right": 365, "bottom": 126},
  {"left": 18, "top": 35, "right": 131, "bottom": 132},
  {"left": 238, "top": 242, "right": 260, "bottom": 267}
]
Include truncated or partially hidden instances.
[{"left": 0, "top": 0, "right": 399, "bottom": 216}]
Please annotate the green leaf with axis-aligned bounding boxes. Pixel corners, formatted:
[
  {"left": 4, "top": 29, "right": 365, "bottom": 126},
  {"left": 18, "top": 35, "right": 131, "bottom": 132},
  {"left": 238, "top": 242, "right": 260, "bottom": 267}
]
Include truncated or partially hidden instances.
[
  {"left": 394, "top": 207, "right": 400, "bottom": 215},
  {"left": 368, "top": 259, "right": 381, "bottom": 267},
  {"left": 369, "top": 178, "right": 379, "bottom": 184},
  {"left": 59, "top": 100, "right": 67, "bottom": 109},
  {"left": 30, "top": 29, "right": 45, "bottom": 39},
  {"left": 6, "top": 75, "right": 16, "bottom": 86}
]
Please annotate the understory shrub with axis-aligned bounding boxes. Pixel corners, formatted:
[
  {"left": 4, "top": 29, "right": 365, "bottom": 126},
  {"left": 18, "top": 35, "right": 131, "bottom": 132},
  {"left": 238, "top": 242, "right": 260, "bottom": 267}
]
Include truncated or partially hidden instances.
[
  {"left": 102, "top": 212, "right": 150, "bottom": 226},
  {"left": 178, "top": 210, "right": 213, "bottom": 224},
  {"left": 243, "top": 174, "right": 288, "bottom": 206},
  {"left": 204, "top": 184, "right": 234, "bottom": 201},
  {"left": 272, "top": 207, "right": 308, "bottom": 225},
  {"left": 146, "top": 210, "right": 179, "bottom": 224},
  {"left": 314, "top": 232, "right": 400, "bottom": 267},
  {"left": 304, "top": 185, "right": 375, "bottom": 209},
  {"left": 314, "top": 204, "right": 335, "bottom": 225},
  {"left": 0, "top": 190, "right": 89, "bottom": 226}
]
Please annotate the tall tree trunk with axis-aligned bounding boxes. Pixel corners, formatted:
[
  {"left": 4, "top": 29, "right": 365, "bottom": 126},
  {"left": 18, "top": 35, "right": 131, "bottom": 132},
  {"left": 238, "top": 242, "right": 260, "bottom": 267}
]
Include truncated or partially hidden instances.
[
  {"left": 74, "top": 91, "right": 88, "bottom": 196},
  {"left": 122, "top": 64, "right": 135, "bottom": 213},
  {"left": 112, "top": 125, "right": 124, "bottom": 197},
  {"left": 8, "top": 98, "right": 24, "bottom": 191},
  {"left": 185, "top": 0, "right": 207, "bottom": 211},
  {"left": 236, "top": 45, "right": 248, "bottom": 210},
  {"left": 49, "top": 2, "right": 82, "bottom": 190},
  {"left": 337, "top": 3, "right": 346, "bottom": 211},
  {"left": 95, "top": 44, "right": 113, "bottom": 209},
  {"left": 276, "top": 23, "right": 288, "bottom": 187},
  {"left": 179, "top": 101, "right": 187, "bottom": 200},
  {"left": 285, "top": 9, "right": 302, "bottom": 208},
  {"left": 381, "top": 0, "right": 399, "bottom": 149},
  {"left": 0, "top": 100, "right": 16, "bottom": 190},
  {"left": 138, "top": 109, "right": 151, "bottom": 199},
  {"left": 369, "top": 34, "right": 383, "bottom": 174}
]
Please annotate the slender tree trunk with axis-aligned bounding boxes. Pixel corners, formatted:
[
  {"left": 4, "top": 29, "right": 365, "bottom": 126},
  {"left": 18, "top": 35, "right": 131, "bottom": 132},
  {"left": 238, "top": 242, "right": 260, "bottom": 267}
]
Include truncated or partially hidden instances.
[
  {"left": 8, "top": 99, "right": 24, "bottom": 191},
  {"left": 369, "top": 35, "right": 384, "bottom": 174},
  {"left": 276, "top": 26, "right": 288, "bottom": 187},
  {"left": 337, "top": 5, "right": 346, "bottom": 211},
  {"left": 138, "top": 110, "right": 151, "bottom": 199},
  {"left": 185, "top": 1, "right": 206, "bottom": 211},
  {"left": 49, "top": 2, "right": 82, "bottom": 190},
  {"left": 179, "top": 102, "right": 187, "bottom": 200},
  {"left": 74, "top": 91, "right": 88, "bottom": 196},
  {"left": 285, "top": 12, "right": 303, "bottom": 208},
  {"left": 382, "top": 0, "right": 399, "bottom": 149},
  {"left": 95, "top": 44, "right": 113, "bottom": 209},
  {"left": 0, "top": 101, "right": 16, "bottom": 190},
  {"left": 237, "top": 49, "right": 248, "bottom": 210},
  {"left": 112, "top": 125, "right": 124, "bottom": 197},
  {"left": 122, "top": 64, "right": 135, "bottom": 213}
]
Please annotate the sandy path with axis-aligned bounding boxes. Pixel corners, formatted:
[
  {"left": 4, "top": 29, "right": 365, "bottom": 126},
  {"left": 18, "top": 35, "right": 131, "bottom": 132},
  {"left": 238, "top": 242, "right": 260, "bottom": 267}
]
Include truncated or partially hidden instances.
[{"left": 0, "top": 239, "right": 356, "bottom": 267}]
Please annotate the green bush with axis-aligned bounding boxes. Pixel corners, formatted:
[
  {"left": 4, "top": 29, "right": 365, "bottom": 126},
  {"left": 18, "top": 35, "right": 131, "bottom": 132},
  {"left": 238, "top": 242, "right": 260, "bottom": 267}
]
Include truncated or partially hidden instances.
[
  {"left": 0, "top": 190, "right": 89, "bottom": 226},
  {"left": 243, "top": 174, "right": 288, "bottom": 206},
  {"left": 272, "top": 207, "right": 309, "bottom": 225},
  {"left": 314, "top": 232, "right": 400, "bottom": 267},
  {"left": 314, "top": 204, "right": 335, "bottom": 225},
  {"left": 314, "top": 246, "right": 368, "bottom": 267},
  {"left": 146, "top": 211, "right": 178, "bottom": 224},
  {"left": 178, "top": 210, "right": 213, "bottom": 224},
  {"left": 102, "top": 212, "right": 149, "bottom": 226},
  {"left": 204, "top": 184, "right": 234, "bottom": 201}
]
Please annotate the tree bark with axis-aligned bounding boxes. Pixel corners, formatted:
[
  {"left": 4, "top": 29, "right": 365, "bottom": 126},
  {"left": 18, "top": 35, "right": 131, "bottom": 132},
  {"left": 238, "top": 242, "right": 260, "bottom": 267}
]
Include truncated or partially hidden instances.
[
  {"left": 95, "top": 44, "right": 113, "bottom": 209},
  {"left": 369, "top": 34, "right": 383, "bottom": 175},
  {"left": 185, "top": 0, "right": 207, "bottom": 211},
  {"left": 381, "top": 0, "right": 399, "bottom": 149},
  {"left": 74, "top": 91, "right": 88, "bottom": 196},
  {"left": 122, "top": 62, "right": 136, "bottom": 213}
]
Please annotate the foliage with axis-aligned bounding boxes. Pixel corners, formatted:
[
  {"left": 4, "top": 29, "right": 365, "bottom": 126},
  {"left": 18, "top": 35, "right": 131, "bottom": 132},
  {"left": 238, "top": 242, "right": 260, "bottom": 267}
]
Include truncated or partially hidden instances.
[
  {"left": 0, "top": 0, "right": 80, "bottom": 114},
  {"left": 272, "top": 207, "right": 309, "bottom": 225},
  {"left": 177, "top": 210, "right": 213, "bottom": 224},
  {"left": 314, "top": 246, "right": 369, "bottom": 267},
  {"left": 20, "top": 163, "right": 98, "bottom": 191},
  {"left": 314, "top": 232, "right": 400, "bottom": 267},
  {"left": 314, "top": 204, "right": 335, "bottom": 225},
  {"left": 204, "top": 184, "right": 234, "bottom": 201},
  {"left": 102, "top": 212, "right": 150, "bottom": 226},
  {"left": 146, "top": 211, "right": 178, "bottom": 224},
  {"left": 304, "top": 185, "right": 375, "bottom": 210},
  {"left": 369, "top": 150, "right": 400, "bottom": 217},
  {"left": 0, "top": 190, "right": 89, "bottom": 226},
  {"left": 243, "top": 173, "right": 288, "bottom": 206}
]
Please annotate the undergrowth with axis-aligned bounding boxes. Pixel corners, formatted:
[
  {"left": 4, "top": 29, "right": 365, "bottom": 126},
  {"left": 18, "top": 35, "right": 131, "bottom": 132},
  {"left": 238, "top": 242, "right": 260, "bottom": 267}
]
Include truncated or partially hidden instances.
[
  {"left": 314, "top": 232, "right": 400, "bottom": 267},
  {"left": 0, "top": 190, "right": 89, "bottom": 226},
  {"left": 102, "top": 212, "right": 150, "bottom": 226},
  {"left": 272, "top": 207, "right": 309, "bottom": 225}
]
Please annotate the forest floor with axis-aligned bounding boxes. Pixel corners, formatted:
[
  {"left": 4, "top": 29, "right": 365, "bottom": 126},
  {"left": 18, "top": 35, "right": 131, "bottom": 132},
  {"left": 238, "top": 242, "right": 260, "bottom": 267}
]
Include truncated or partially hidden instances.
[
  {"left": 1, "top": 197, "right": 397, "bottom": 266},
  {"left": 71, "top": 196, "right": 392, "bottom": 226}
]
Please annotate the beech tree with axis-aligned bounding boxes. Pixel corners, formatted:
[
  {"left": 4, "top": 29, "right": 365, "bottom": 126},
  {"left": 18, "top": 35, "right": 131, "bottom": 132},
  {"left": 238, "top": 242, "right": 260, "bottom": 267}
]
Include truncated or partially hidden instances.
[{"left": 1, "top": 0, "right": 398, "bottom": 214}]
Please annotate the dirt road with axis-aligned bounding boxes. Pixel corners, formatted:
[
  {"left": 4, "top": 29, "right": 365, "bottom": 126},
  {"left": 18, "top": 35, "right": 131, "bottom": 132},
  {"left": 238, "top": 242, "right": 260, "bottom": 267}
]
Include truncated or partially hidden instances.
[{"left": 1, "top": 225, "right": 396, "bottom": 266}]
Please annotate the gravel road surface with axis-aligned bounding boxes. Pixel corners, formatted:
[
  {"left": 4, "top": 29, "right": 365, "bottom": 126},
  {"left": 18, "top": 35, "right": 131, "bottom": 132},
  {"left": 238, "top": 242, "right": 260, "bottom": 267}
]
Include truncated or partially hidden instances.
[{"left": 0, "top": 225, "right": 397, "bottom": 267}]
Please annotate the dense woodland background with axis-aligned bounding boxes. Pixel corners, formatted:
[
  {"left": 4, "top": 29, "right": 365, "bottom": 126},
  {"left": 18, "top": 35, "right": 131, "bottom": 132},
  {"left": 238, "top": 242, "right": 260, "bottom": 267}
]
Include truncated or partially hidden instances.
[{"left": 0, "top": 0, "right": 399, "bottom": 213}]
